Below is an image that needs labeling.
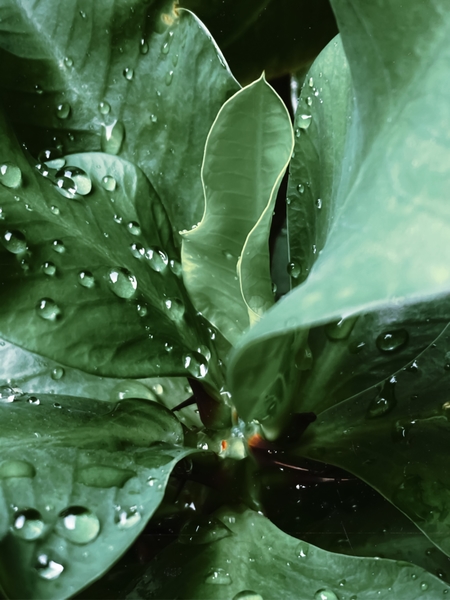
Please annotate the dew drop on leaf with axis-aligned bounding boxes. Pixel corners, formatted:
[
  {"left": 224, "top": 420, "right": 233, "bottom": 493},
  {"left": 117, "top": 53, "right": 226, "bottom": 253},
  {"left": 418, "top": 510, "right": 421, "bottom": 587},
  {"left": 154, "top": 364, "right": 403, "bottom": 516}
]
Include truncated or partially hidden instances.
[
  {"left": 295, "top": 541, "right": 309, "bottom": 558},
  {"left": 165, "top": 298, "right": 185, "bottom": 321},
  {"left": 205, "top": 568, "right": 232, "bottom": 585},
  {"left": 376, "top": 329, "right": 408, "bottom": 353},
  {"left": 28, "top": 396, "right": 41, "bottom": 405},
  {"left": 107, "top": 268, "right": 137, "bottom": 299},
  {"left": 56, "top": 166, "right": 92, "bottom": 195},
  {"left": 316, "top": 198, "right": 322, "bottom": 209},
  {"left": 165, "top": 70, "right": 174, "bottom": 86},
  {"left": 51, "top": 367, "right": 65, "bottom": 381},
  {"left": 0, "top": 460, "right": 35, "bottom": 478},
  {"left": 297, "top": 183, "right": 305, "bottom": 194},
  {"left": 56, "top": 506, "right": 100, "bottom": 545},
  {"left": 0, "top": 386, "right": 20, "bottom": 404},
  {"left": 0, "top": 162, "right": 22, "bottom": 188},
  {"left": 98, "top": 101, "right": 111, "bottom": 115},
  {"left": 56, "top": 175, "right": 77, "bottom": 198},
  {"left": 76, "top": 465, "right": 135, "bottom": 488},
  {"left": 52, "top": 239, "right": 65, "bottom": 253},
  {"left": 287, "top": 261, "right": 302, "bottom": 279},
  {"left": 146, "top": 247, "right": 168, "bottom": 272},
  {"left": 36, "top": 298, "right": 62, "bottom": 321},
  {"left": 130, "top": 242, "right": 145, "bottom": 258},
  {"left": 314, "top": 590, "right": 338, "bottom": 600},
  {"left": 101, "top": 120, "right": 125, "bottom": 155},
  {"left": 127, "top": 221, "right": 141, "bottom": 236},
  {"left": 139, "top": 38, "right": 149, "bottom": 54},
  {"left": 50, "top": 205, "right": 60, "bottom": 215},
  {"left": 38, "top": 147, "right": 65, "bottom": 169},
  {"left": 41, "top": 261, "right": 56, "bottom": 276},
  {"left": 184, "top": 352, "right": 208, "bottom": 378},
  {"left": 123, "top": 67, "right": 134, "bottom": 81},
  {"left": 420, "top": 582, "right": 429, "bottom": 591},
  {"left": 366, "top": 376, "right": 397, "bottom": 419},
  {"left": 78, "top": 270, "right": 95, "bottom": 288},
  {"left": 2, "top": 230, "right": 27, "bottom": 254},
  {"left": 56, "top": 102, "right": 71, "bottom": 119},
  {"left": 114, "top": 506, "right": 141, "bottom": 529},
  {"left": 101, "top": 175, "right": 117, "bottom": 191},
  {"left": 233, "top": 592, "right": 263, "bottom": 600},
  {"left": 298, "top": 114, "right": 312, "bottom": 129},
  {"left": 295, "top": 127, "right": 301, "bottom": 138},
  {"left": 35, "top": 554, "right": 64, "bottom": 580},
  {"left": 169, "top": 259, "right": 182, "bottom": 276},
  {"left": 12, "top": 509, "right": 45, "bottom": 540},
  {"left": 307, "top": 96, "right": 313, "bottom": 106},
  {"left": 63, "top": 56, "right": 73, "bottom": 68},
  {"left": 325, "top": 316, "right": 357, "bottom": 340}
]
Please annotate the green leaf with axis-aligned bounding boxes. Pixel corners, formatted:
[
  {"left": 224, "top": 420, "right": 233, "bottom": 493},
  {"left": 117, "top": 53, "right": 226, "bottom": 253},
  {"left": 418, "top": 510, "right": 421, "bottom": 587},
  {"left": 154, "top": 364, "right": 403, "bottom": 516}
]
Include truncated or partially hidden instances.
[
  {"left": 230, "top": 1, "right": 450, "bottom": 430},
  {"left": 181, "top": 75, "right": 293, "bottom": 345},
  {"left": 0, "top": 113, "right": 214, "bottom": 381},
  {"left": 0, "top": 0, "right": 239, "bottom": 236},
  {"left": 128, "top": 507, "right": 449, "bottom": 599},
  {"left": 297, "top": 324, "right": 450, "bottom": 557},
  {"left": 0, "top": 392, "right": 196, "bottom": 600}
]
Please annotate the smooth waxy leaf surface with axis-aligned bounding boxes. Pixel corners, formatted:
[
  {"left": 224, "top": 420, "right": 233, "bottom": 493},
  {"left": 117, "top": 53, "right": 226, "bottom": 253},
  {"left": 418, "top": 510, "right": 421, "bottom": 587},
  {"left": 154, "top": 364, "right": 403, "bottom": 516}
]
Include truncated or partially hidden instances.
[
  {"left": 230, "top": 0, "right": 450, "bottom": 431},
  {"left": 181, "top": 76, "right": 293, "bottom": 345},
  {"left": 128, "top": 507, "right": 448, "bottom": 599},
  {"left": 0, "top": 0, "right": 239, "bottom": 235},
  {"left": 0, "top": 114, "right": 214, "bottom": 380},
  {"left": 0, "top": 393, "right": 196, "bottom": 600}
]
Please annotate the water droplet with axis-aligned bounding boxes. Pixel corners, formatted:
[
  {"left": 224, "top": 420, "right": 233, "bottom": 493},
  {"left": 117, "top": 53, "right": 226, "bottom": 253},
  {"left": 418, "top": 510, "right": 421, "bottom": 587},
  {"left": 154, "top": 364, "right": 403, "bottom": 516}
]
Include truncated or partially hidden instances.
[
  {"left": 56, "top": 166, "right": 92, "bottom": 195},
  {"left": 179, "top": 517, "right": 232, "bottom": 545},
  {"left": 316, "top": 198, "right": 322, "bottom": 209},
  {"left": 184, "top": 352, "right": 208, "bottom": 378},
  {"left": 308, "top": 77, "right": 314, "bottom": 88},
  {"left": 2, "top": 230, "right": 27, "bottom": 254},
  {"left": 205, "top": 568, "right": 232, "bottom": 585},
  {"left": 56, "top": 102, "right": 71, "bottom": 119},
  {"left": 56, "top": 506, "right": 100, "bottom": 545},
  {"left": 165, "top": 298, "right": 185, "bottom": 321},
  {"left": 114, "top": 506, "right": 141, "bottom": 529},
  {"left": 233, "top": 592, "right": 263, "bottom": 600},
  {"left": 101, "top": 120, "right": 125, "bottom": 155},
  {"left": 376, "top": 329, "right": 408, "bottom": 353},
  {"left": 140, "top": 38, "right": 149, "bottom": 54},
  {"left": 52, "top": 239, "right": 65, "bottom": 253},
  {"left": 50, "top": 205, "right": 60, "bottom": 215},
  {"left": 28, "top": 396, "right": 40, "bottom": 405},
  {"left": 0, "top": 162, "right": 22, "bottom": 188},
  {"left": 421, "top": 583, "right": 429, "bottom": 591},
  {"left": 63, "top": 56, "right": 73, "bottom": 68},
  {"left": 0, "top": 460, "right": 35, "bottom": 478},
  {"left": 99, "top": 101, "right": 111, "bottom": 115},
  {"left": 325, "top": 316, "right": 357, "bottom": 340},
  {"left": 38, "top": 147, "right": 65, "bottom": 169},
  {"left": 101, "top": 175, "right": 116, "bottom": 191},
  {"left": 169, "top": 259, "right": 182, "bottom": 276},
  {"left": 287, "top": 261, "right": 302, "bottom": 279},
  {"left": 137, "top": 304, "right": 148, "bottom": 317},
  {"left": 0, "top": 386, "right": 21, "bottom": 404},
  {"left": 42, "top": 261, "right": 56, "bottom": 276},
  {"left": 408, "top": 360, "right": 419, "bottom": 373},
  {"left": 298, "top": 114, "right": 312, "bottom": 129},
  {"left": 36, "top": 298, "right": 62, "bottom": 322},
  {"left": 35, "top": 554, "right": 64, "bottom": 580},
  {"left": 307, "top": 96, "right": 313, "bottom": 106},
  {"left": 150, "top": 113, "right": 158, "bottom": 123},
  {"left": 107, "top": 267, "right": 137, "bottom": 299},
  {"left": 146, "top": 247, "right": 168, "bottom": 272},
  {"left": 314, "top": 590, "right": 338, "bottom": 600},
  {"left": 294, "top": 127, "right": 301, "bottom": 138},
  {"left": 78, "top": 270, "right": 95, "bottom": 288},
  {"left": 123, "top": 67, "right": 134, "bottom": 81},
  {"left": 127, "top": 221, "right": 141, "bottom": 236},
  {"left": 13, "top": 509, "right": 44, "bottom": 540},
  {"left": 56, "top": 175, "right": 77, "bottom": 198},
  {"left": 165, "top": 70, "right": 174, "bottom": 86},
  {"left": 130, "top": 243, "right": 145, "bottom": 259},
  {"left": 297, "top": 183, "right": 305, "bottom": 194},
  {"left": 366, "top": 376, "right": 397, "bottom": 419},
  {"left": 295, "top": 541, "right": 309, "bottom": 558},
  {"left": 51, "top": 367, "right": 65, "bottom": 380},
  {"left": 161, "top": 31, "right": 174, "bottom": 54}
]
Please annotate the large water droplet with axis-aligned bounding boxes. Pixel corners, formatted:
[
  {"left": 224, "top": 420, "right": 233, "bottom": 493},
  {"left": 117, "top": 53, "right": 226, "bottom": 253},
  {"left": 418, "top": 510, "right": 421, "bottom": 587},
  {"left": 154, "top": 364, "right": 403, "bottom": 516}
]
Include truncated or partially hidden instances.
[
  {"left": 2, "top": 230, "right": 27, "bottom": 254},
  {"left": 28, "top": 396, "right": 41, "bottom": 405},
  {"left": 56, "top": 506, "right": 100, "bottom": 544},
  {"left": 101, "top": 175, "right": 117, "bottom": 191},
  {"left": 314, "top": 590, "right": 339, "bottom": 600},
  {"left": 287, "top": 261, "right": 302, "bottom": 279},
  {"left": 366, "top": 376, "right": 397, "bottom": 419},
  {"left": 298, "top": 114, "right": 312, "bottom": 129},
  {"left": 325, "top": 316, "right": 357, "bottom": 341},
  {"left": 78, "top": 270, "right": 95, "bottom": 288},
  {"left": 107, "top": 268, "right": 137, "bottom": 299},
  {"left": 179, "top": 517, "right": 232, "bottom": 545},
  {"left": 56, "top": 102, "right": 71, "bottom": 119},
  {"left": 233, "top": 593, "right": 263, "bottom": 600},
  {"left": 165, "top": 298, "right": 185, "bottom": 321},
  {"left": 0, "top": 386, "right": 22, "bottom": 404},
  {"left": 56, "top": 175, "right": 77, "bottom": 198},
  {"left": 205, "top": 568, "right": 232, "bottom": 585},
  {"left": 0, "top": 162, "right": 22, "bottom": 188},
  {"left": 99, "top": 101, "right": 111, "bottom": 115},
  {"left": 35, "top": 554, "right": 64, "bottom": 580},
  {"left": 42, "top": 261, "right": 57, "bottom": 276},
  {"left": 376, "top": 329, "right": 408, "bottom": 353},
  {"left": 52, "top": 239, "right": 65, "bottom": 253},
  {"left": 127, "top": 221, "right": 141, "bottom": 236},
  {"left": 146, "top": 247, "right": 168, "bottom": 272},
  {"left": 0, "top": 460, "right": 36, "bottom": 478},
  {"left": 56, "top": 166, "right": 92, "bottom": 195},
  {"left": 51, "top": 367, "right": 65, "bottom": 380},
  {"left": 130, "top": 243, "right": 145, "bottom": 258},
  {"left": 101, "top": 121, "right": 125, "bottom": 155},
  {"left": 114, "top": 505, "right": 141, "bottom": 529},
  {"left": 13, "top": 509, "right": 45, "bottom": 540},
  {"left": 36, "top": 298, "right": 62, "bottom": 321}
]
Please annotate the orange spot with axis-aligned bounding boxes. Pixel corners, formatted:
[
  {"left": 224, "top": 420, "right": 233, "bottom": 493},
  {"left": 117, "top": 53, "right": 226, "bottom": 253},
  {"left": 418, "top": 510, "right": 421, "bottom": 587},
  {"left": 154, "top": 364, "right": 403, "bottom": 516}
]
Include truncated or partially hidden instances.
[
  {"left": 247, "top": 434, "right": 263, "bottom": 448},
  {"left": 221, "top": 440, "right": 228, "bottom": 452}
]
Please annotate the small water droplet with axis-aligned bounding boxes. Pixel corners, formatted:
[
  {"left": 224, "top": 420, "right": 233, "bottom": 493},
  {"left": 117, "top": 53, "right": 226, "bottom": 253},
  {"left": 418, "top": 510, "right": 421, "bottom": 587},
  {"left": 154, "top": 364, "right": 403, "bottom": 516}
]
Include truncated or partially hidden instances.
[
  {"left": 123, "top": 67, "right": 134, "bottom": 81},
  {"left": 0, "top": 386, "right": 20, "bottom": 404},
  {"left": 52, "top": 239, "right": 65, "bottom": 253},
  {"left": 316, "top": 198, "right": 322, "bottom": 209},
  {"left": 51, "top": 367, "right": 65, "bottom": 380},
  {"left": 38, "top": 147, "right": 65, "bottom": 169},
  {"left": 366, "top": 376, "right": 397, "bottom": 419},
  {"left": 184, "top": 352, "right": 208, "bottom": 378},
  {"left": 137, "top": 304, "right": 148, "bottom": 317},
  {"left": 114, "top": 506, "right": 141, "bottom": 529},
  {"left": 36, "top": 298, "right": 61, "bottom": 321},
  {"left": 325, "top": 316, "right": 357, "bottom": 340},
  {"left": 294, "top": 127, "right": 301, "bottom": 138},
  {"left": 13, "top": 509, "right": 45, "bottom": 540},
  {"left": 101, "top": 120, "right": 125, "bottom": 155},
  {"left": 307, "top": 96, "right": 313, "bottom": 106},
  {"left": 308, "top": 77, "right": 314, "bottom": 88},
  {"left": 376, "top": 329, "right": 408, "bottom": 353},
  {"left": 63, "top": 56, "right": 73, "bottom": 68},
  {"left": 130, "top": 243, "right": 145, "bottom": 259},
  {"left": 35, "top": 554, "right": 64, "bottom": 580},
  {"left": 56, "top": 506, "right": 100, "bottom": 545},
  {"left": 127, "top": 221, "right": 141, "bottom": 236},
  {"left": 233, "top": 592, "right": 263, "bottom": 600},
  {"left": 140, "top": 38, "right": 149, "bottom": 54},
  {"left": 420, "top": 583, "right": 429, "bottom": 591},
  {"left": 314, "top": 590, "right": 339, "bottom": 600},
  {"left": 161, "top": 31, "right": 174, "bottom": 54},
  {"left": 205, "top": 568, "right": 232, "bottom": 585},
  {"left": 78, "top": 270, "right": 95, "bottom": 288},
  {"left": 56, "top": 102, "right": 71, "bottom": 119},
  {"left": 165, "top": 70, "right": 174, "bottom": 86},
  {"left": 0, "top": 163, "right": 22, "bottom": 188},
  {"left": 56, "top": 175, "right": 77, "bottom": 198},
  {"left": 146, "top": 247, "right": 168, "bottom": 272},
  {"left": 295, "top": 541, "right": 309, "bottom": 558},
  {"left": 56, "top": 166, "right": 92, "bottom": 195},
  {"left": 179, "top": 516, "right": 232, "bottom": 545},
  {"left": 0, "top": 459, "right": 35, "bottom": 477},
  {"left": 99, "top": 101, "right": 111, "bottom": 115},
  {"left": 2, "top": 230, "right": 27, "bottom": 254},
  {"left": 297, "top": 183, "right": 305, "bottom": 194},
  {"left": 50, "top": 205, "right": 60, "bottom": 215},
  {"left": 107, "top": 267, "right": 137, "bottom": 299},
  {"left": 41, "top": 261, "right": 56, "bottom": 276},
  {"left": 298, "top": 114, "right": 312, "bottom": 129},
  {"left": 287, "top": 261, "right": 302, "bottom": 279},
  {"left": 150, "top": 114, "right": 158, "bottom": 123},
  {"left": 165, "top": 298, "right": 185, "bottom": 321},
  {"left": 28, "top": 396, "right": 40, "bottom": 405},
  {"left": 169, "top": 259, "right": 182, "bottom": 276},
  {"left": 408, "top": 360, "right": 419, "bottom": 373},
  {"left": 101, "top": 175, "right": 116, "bottom": 191}
]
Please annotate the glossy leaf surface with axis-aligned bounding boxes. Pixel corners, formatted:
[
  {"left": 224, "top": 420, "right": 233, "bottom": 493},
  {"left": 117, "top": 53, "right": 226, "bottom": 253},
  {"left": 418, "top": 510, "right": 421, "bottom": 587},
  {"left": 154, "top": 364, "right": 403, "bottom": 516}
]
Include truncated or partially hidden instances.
[
  {"left": 0, "top": 393, "right": 196, "bottom": 600},
  {"left": 128, "top": 507, "right": 448, "bottom": 599},
  {"left": 181, "top": 76, "right": 293, "bottom": 344},
  {"left": 0, "top": 0, "right": 239, "bottom": 235}
]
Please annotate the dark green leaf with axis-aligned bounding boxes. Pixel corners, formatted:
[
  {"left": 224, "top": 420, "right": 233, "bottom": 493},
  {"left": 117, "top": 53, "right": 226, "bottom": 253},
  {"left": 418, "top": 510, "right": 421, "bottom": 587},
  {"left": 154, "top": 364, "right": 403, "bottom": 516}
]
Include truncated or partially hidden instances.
[
  {"left": 0, "top": 0, "right": 239, "bottom": 235},
  {"left": 0, "top": 392, "right": 196, "bottom": 600},
  {"left": 128, "top": 507, "right": 449, "bottom": 599}
]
